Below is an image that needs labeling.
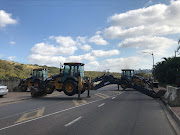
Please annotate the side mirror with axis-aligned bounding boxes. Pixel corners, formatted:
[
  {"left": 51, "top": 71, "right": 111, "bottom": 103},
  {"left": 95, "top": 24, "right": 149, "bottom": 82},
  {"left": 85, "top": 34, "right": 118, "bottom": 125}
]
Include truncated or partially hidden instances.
[{"left": 30, "top": 73, "right": 32, "bottom": 76}]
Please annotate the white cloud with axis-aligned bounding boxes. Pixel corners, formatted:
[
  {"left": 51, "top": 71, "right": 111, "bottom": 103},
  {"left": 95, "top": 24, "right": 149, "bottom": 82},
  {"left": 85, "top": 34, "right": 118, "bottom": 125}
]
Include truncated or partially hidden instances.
[
  {"left": 76, "top": 36, "right": 87, "bottom": 44},
  {"left": 31, "top": 42, "right": 77, "bottom": 56},
  {"left": 28, "top": 54, "right": 66, "bottom": 66},
  {"left": 89, "top": 61, "right": 99, "bottom": 66},
  {"left": 89, "top": 35, "right": 108, "bottom": 45},
  {"left": 9, "top": 41, "right": 16, "bottom": 45},
  {"left": 28, "top": 53, "right": 96, "bottom": 66},
  {"left": 8, "top": 56, "right": 16, "bottom": 61},
  {"left": 104, "top": 1, "right": 180, "bottom": 39},
  {"left": 96, "top": 31, "right": 101, "bottom": 34},
  {"left": 91, "top": 49, "right": 120, "bottom": 57},
  {"left": 108, "top": 1, "right": 180, "bottom": 27},
  {"left": 102, "top": 56, "right": 146, "bottom": 72},
  {"left": 0, "top": 10, "right": 17, "bottom": 28},
  {"left": 118, "top": 36, "right": 177, "bottom": 55},
  {"left": 66, "top": 53, "right": 96, "bottom": 62},
  {"left": 55, "top": 36, "right": 76, "bottom": 47},
  {"left": 66, "top": 55, "right": 83, "bottom": 62},
  {"left": 103, "top": 25, "right": 180, "bottom": 39},
  {"left": 85, "top": 56, "right": 148, "bottom": 72},
  {"left": 80, "top": 44, "right": 92, "bottom": 51},
  {"left": 85, "top": 61, "right": 100, "bottom": 71},
  {"left": 29, "top": 35, "right": 98, "bottom": 66},
  {"left": 83, "top": 53, "right": 96, "bottom": 61}
]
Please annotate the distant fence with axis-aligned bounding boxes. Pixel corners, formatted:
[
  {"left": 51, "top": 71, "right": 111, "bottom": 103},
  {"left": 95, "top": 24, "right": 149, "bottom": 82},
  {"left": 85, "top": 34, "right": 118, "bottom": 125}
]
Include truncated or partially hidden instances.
[{"left": 0, "top": 80, "right": 20, "bottom": 92}]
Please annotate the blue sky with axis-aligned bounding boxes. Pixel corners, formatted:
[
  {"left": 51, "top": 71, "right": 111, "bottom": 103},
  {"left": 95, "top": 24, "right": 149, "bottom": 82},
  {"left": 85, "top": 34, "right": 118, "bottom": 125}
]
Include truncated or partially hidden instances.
[{"left": 0, "top": 0, "right": 179, "bottom": 72}]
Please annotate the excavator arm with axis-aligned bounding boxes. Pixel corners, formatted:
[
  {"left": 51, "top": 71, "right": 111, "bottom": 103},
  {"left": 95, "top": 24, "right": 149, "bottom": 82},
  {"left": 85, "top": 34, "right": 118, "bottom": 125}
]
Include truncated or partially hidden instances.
[{"left": 92, "top": 73, "right": 165, "bottom": 99}]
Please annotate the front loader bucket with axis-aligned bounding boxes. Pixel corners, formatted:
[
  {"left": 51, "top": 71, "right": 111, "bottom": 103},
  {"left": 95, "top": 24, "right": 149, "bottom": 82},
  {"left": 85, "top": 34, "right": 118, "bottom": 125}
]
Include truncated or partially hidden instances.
[
  {"left": 132, "top": 84, "right": 159, "bottom": 98},
  {"left": 30, "top": 86, "right": 47, "bottom": 97}
]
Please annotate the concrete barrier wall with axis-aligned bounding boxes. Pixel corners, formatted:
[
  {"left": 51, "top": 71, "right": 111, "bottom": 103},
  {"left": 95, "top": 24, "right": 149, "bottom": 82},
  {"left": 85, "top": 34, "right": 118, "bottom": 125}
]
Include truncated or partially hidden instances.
[
  {"left": 164, "top": 86, "right": 180, "bottom": 107},
  {"left": 0, "top": 80, "right": 20, "bottom": 92}
]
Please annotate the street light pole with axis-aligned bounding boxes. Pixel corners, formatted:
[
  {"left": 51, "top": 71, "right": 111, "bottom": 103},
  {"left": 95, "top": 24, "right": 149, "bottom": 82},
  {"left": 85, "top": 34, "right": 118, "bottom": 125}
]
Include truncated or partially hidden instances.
[
  {"left": 151, "top": 52, "right": 156, "bottom": 81},
  {"left": 143, "top": 52, "right": 155, "bottom": 81}
]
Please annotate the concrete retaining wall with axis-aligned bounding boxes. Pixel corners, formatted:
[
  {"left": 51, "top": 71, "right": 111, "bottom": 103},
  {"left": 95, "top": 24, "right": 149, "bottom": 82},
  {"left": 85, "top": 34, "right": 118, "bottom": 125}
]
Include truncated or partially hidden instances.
[
  {"left": 164, "top": 86, "right": 180, "bottom": 107},
  {"left": 0, "top": 80, "right": 20, "bottom": 92}
]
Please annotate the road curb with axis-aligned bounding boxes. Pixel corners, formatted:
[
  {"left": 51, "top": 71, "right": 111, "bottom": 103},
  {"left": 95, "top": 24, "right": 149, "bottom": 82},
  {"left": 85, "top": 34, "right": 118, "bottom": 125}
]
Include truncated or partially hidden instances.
[
  {"left": 161, "top": 99, "right": 180, "bottom": 127},
  {"left": 165, "top": 104, "right": 180, "bottom": 127}
]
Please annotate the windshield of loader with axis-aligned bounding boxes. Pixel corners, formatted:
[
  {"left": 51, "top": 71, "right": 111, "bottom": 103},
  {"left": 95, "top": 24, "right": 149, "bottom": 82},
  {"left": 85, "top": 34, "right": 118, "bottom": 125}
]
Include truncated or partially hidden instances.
[
  {"left": 64, "top": 65, "right": 70, "bottom": 75},
  {"left": 67, "top": 65, "right": 84, "bottom": 78},
  {"left": 42, "top": 70, "right": 48, "bottom": 81},
  {"left": 33, "top": 70, "right": 42, "bottom": 79},
  {"left": 78, "top": 65, "right": 84, "bottom": 78}
]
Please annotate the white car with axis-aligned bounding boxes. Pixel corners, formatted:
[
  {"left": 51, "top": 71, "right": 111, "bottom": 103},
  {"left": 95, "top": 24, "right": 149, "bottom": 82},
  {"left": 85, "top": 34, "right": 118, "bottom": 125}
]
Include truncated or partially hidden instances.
[{"left": 0, "top": 84, "right": 8, "bottom": 97}]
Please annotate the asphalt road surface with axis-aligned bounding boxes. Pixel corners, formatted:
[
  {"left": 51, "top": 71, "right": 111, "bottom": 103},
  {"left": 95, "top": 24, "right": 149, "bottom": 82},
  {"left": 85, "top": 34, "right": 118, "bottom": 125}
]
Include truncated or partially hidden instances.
[{"left": 0, "top": 85, "right": 179, "bottom": 135}]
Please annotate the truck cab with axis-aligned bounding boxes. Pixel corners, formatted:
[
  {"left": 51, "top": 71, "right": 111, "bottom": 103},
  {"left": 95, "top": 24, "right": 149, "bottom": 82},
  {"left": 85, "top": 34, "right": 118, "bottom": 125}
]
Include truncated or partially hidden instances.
[
  {"left": 121, "top": 69, "right": 134, "bottom": 81},
  {"left": 32, "top": 69, "right": 48, "bottom": 82},
  {"left": 62, "top": 63, "right": 85, "bottom": 82}
]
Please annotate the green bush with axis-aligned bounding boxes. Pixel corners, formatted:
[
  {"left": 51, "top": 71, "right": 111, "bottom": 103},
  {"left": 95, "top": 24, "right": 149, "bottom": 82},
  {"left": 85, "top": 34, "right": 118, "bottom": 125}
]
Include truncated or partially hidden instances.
[{"left": 154, "top": 57, "right": 180, "bottom": 84}]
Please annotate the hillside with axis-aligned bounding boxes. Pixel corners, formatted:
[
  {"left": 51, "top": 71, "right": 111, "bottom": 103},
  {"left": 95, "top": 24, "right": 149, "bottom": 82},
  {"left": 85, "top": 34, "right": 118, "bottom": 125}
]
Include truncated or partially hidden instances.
[{"left": 0, "top": 59, "right": 121, "bottom": 80}]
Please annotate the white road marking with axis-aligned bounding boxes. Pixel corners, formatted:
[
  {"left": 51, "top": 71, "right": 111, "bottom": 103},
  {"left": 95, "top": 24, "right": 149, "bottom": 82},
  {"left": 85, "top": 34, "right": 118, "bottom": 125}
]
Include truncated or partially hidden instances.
[
  {"left": 117, "top": 91, "right": 125, "bottom": 95},
  {"left": 0, "top": 101, "right": 66, "bottom": 121},
  {"left": 112, "top": 97, "right": 116, "bottom": 99},
  {"left": 0, "top": 91, "right": 125, "bottom": 131},
  {"left": 65, "top": 116, "right": 83, "bottom": 127},
  {"left": 98, "top": 103, "right": 105, "bottom": 107},
  {"left": 0, "top": 98, "right": 105, "bottom": 131}
]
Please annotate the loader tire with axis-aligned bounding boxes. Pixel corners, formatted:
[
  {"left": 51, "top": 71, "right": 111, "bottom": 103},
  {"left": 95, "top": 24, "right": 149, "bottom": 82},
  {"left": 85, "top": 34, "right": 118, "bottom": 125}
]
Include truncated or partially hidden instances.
[
  {"left": 45, "top": 84, "right": 54, "bottom": 94},
  {"left": 30, "top": 87, "right": 39, "bottom": 97},
  {"left": 32, "top": 80, "right": 41, "bottom": 88},
  {"left": 21, "top": 85, "right": 27, "bottom": 92},
  {"left": 63, "top": 80, "right": 77, "bottom": 96}
]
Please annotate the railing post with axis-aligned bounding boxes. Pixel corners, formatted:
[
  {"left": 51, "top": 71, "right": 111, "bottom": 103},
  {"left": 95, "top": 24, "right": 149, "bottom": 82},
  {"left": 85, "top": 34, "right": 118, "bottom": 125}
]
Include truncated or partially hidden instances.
[
  {"left": 118, "top": 79, "right": 120, "bottom": 91},
  {"left": 87, "top": 77, "right": 91, "bottom": 98},
  {"left": 77, "top": 76, "right": 82, "bottom": 100}
]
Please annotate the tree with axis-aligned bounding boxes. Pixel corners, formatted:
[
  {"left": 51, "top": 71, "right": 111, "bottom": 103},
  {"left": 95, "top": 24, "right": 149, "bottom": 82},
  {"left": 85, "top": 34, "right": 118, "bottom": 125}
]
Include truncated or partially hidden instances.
[{"left": 154, "top": 57, "right": 180, "bottom": 84}]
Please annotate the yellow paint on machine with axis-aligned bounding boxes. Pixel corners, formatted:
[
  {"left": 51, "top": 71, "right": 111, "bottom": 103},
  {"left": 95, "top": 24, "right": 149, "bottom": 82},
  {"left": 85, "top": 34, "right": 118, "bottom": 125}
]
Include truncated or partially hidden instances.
[
  {"left": 15, "top": 107, "right": 45, "bottom": 123},
  {"left": 72, "top": 100, "right": 87, "bottom": 106}
]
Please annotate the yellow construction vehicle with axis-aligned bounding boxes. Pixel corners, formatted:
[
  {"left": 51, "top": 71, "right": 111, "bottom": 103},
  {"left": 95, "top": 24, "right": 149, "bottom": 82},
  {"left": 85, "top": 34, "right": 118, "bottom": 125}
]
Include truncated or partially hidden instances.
[
  {"left": 30, "top": 63, "right": 87, "bottom": 97},
  {"left": 18, "top": 68, "right": 48, "bottom": 92},
  {"left": 92, "top": 69, "right": 165, "bottom": 99}
]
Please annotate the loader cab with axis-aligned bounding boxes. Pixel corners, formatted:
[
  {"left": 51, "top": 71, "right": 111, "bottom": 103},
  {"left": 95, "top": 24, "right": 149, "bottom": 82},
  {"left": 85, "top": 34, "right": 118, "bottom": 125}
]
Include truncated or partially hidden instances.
[
  {"left": 121, "top": 69, "right": 134, "bottom": 80},
  {"left": 62, "top": 63, "right": 85, "bottom": 81},
  {"left": 32, "top": 69, "right": 48, "bottom": 81}
]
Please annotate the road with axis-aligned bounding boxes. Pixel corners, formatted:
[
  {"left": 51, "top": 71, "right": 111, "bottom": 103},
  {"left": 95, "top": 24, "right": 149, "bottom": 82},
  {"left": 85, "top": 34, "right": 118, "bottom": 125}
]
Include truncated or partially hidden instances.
[{"left": 0, "top": 85, "right": 179, "bottom": 135}]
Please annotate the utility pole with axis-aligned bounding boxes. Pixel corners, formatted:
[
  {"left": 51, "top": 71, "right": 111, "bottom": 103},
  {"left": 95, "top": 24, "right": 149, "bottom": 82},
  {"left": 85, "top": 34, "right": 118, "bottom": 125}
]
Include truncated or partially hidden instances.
[
  {"left": 152, "top": 52, "right": 156, "bottom": 81},
  {"left": 143, "top": 52, "right": 155, "bottom": 81}
]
